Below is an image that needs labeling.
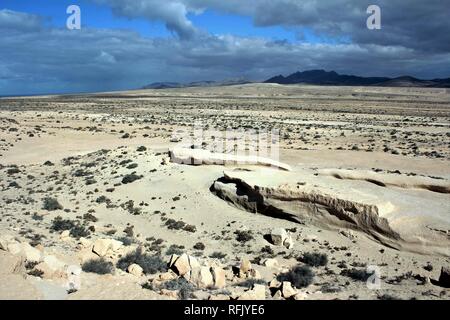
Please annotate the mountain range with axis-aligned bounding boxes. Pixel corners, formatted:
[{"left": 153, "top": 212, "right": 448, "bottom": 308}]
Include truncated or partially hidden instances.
[
  {"left": 142, "top": 70, "right": 450, "bottom": 89},
  {"left": 142, "top": 78, "right": 252, "bottom": 89},
  {"left": 264, "top": 70, "right": 450, "bottom": 88}
]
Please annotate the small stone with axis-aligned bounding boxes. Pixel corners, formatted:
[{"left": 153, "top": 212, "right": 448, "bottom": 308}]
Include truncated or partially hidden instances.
[
  {"left": 238, "top": 284, "right": 266, "bottom": 300},
  {"left": 127, "top": 263, "right": 143, "bottom": 277},
  {"left": 79, "top": 237, "right": 92, "bottom": 249},
  {"left": 0, "top": 235, "right": 16, "bottom": 251},
  {"left": 168, "top": 254, "right": 179, "bottom": 268},
  {"left": 270, "top": 228, "right": 288, "bottom": 246},
  {"left": 7, "top": 243, "right": 22, "bottom": 255},
  {"left": 264, "top": 258, "right": 279, "bottom": 268},
  {"left": 160, "top": 289, "right": 178, "bottom": 299},
  {"left": 211, "top": 267, "right": 226, "bottom": 288},
  {"left": 294, "top": 292, "right": 308, "bottom": 300},
  {"left": 0, "top": 251, "right": 25, "bottom": 275},
  {"left": 281, "top": 281, "right": 297, "bottom": 298},
  {"left": 60, "top": 230, "right": 70, "bottom": 239},
  {"left": 209, "top": 294, "right": 230, "bottom": 300},
  {"left": 172, "top": 253, "right": 191, "bottom": 276},
  {"left": 248, "top": 268, "right": 261, "bottom": 279},
  {"left": 269, "top": 278, "right": 281, "bottom": 288},
  {"left": 240, "top": 258, "right": 252, "bottom": 274},
  {"left": 190, "top": 266, "right": 214, "bottom": 288},
  {"left": 21, "top": 243, "right": 42, "bottom": 263},
  {"left": 283, "top": 236, "right": 294, "bottom": 249},
  {"left": 188, "top": 255, "right": 201, "bottom": 269},
  {"left": 92, "top": 239, "right": 123, "bottom": 257},
  {"left": 159, "top": 270, "right": 177, "bottom": 281}
]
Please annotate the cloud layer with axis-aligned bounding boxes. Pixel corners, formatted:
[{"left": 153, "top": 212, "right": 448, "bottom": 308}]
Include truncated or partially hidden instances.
[{"left": 0, "top": 1, "right": 449, "bottom": 95}]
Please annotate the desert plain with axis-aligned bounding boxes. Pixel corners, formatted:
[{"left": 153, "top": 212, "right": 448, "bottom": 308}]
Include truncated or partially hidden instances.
[{"left": 0, "top": 83, "right": 449, "bottom": 300}]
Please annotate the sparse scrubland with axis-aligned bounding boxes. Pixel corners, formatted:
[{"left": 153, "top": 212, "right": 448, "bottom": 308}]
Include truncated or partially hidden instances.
[{"left": 0, "top": 84, "right": 449, "bottom": 300}]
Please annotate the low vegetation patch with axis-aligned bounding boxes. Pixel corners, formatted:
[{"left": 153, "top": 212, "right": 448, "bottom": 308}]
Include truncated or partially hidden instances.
[
  {"left": 117, "top": 247, "right": 167, "bottom": 275},
  {"left": 161, "top": 278, "right": 195, "bottom": 300},
  {"left": 42, "top": 197, "right": 63, "bottom": 211},
  {"left": 209, "top": 251, "right": 227, "bottom": 259},
  {"left": 278, "top": 265, "right": 314, "bottom": 289},
  {"left": 50, "top": 216, "right": 90, "bottom": 239},
  {"left": 165, "top": 219, "right": 197, "bottom": 233},
  {"left": 340, "top": 268, "right": 372, "bottom": 282},
  {"left": 82, "top": 258, "right": 115, "bottom": 275},
  {"left": 235, "top": 230, "right": 254, "bottom": 243},
  {"left": 122, "top": 174, "right": 142, "bottom": 184},
  {"left": 299, "top": 252, "right": 328, "bottom": 267}
]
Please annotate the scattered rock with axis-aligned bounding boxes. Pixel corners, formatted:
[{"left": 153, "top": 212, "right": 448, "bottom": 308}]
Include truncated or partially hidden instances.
[
  {"left": 0, "top": 251, "right": 25, "bottom": 275},
  {"left": 264, "top": 258, "right": 279, "bottom": 268},
  {"left": 190, "top": 266, "right": 214, "bottom": 288},
  {"left": 159, "top": 270, "right": 177, "bottom": 281},
  {"left": 240, "top": 258, "right": 252, "bottom": 275},
  {"left": 43, "top": 255, "right": 66, "bottom": 272},
  {"left": 172, "top": 253, "right": 191, "bottom": 276},
  {"left": 92, "top": 238, "right": 123, "bottom": 257},
  {"left": 60, "top": 230, "right": 70, "bottom": 240},
  {"left": 211, "top": 267, "right": 226, "bottom": 288},
  {"left": 20, "top": 243, "right": 42, "bottom": 263},
  {"left": 269, "top": 278, "right": 281, "bottom": 288},
  {"left": 209, "top": 294, "right": 230, "bottom": 300},
  {"left": 127, "top": 263, "right": 143, "bottom": 277},
  {"left": 238, "top": 284, "right": 266, "bottom": 300},
  {"left": 281, "top": 281, "right": 297, "bottom": 298},
  {"left": 160, "top": 289, "right": 178, "bottom": 299},
  {"left": 248, "top": 268, "right": 262, "bottom": 279},
  {"left": 294, "top": 292, "right": 308, "bottom": 300},
  {"left": 340, "top": 229, "right": 355, "bottom": 240},
  {"left": 270, "top": 228, "right": 287, "bottom": 246},
  {"left": 79, "top": 237, "right": 92, "bottom": 249},
  {"left": 283, "top": 235, "right": 294, "bottom": 249},
  {"left": 168, "top": 254, "right": 179, "bottom": 268}
]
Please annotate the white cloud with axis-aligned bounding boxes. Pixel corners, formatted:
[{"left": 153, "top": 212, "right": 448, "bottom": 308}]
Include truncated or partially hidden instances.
[{"left": 0, "top": 6, "right": 449, "bottom": 95}]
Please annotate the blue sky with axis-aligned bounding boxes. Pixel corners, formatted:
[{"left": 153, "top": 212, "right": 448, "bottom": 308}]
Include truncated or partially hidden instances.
[
  {"left": 2, "top": 0, "right": 303, "bottom": 41},
  {"left": 0, "top": 0, "right": 449, "bottom": 95}
]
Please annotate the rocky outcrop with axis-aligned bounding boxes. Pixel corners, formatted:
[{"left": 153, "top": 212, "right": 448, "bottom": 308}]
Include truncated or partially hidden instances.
[
  {"left": 320, "top": 169, "right": 450, "bottom": 194},
  {"left": 168, "top": 253, "right": 227, "bottom": 289},
  {"left": 169, "top": 147, "right": 292, "bottom": 171},
  {"left": 211, "top": 169, "right": 450, "bottom": 256}
]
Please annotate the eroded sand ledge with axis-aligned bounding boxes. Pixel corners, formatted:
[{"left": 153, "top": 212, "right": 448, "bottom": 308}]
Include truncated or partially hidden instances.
[{"left": 211, "top": 168, "right": 450, "bottom": 257}]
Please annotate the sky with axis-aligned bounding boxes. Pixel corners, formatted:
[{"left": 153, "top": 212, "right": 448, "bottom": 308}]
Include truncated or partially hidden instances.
[{"left": 0, "top": 0, "right": 449, "bottom": 95}]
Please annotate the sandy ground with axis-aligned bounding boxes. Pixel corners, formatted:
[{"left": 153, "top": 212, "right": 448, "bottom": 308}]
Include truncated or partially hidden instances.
[{"left": 0, "top": 84, "right": 449, "bottom": 300}]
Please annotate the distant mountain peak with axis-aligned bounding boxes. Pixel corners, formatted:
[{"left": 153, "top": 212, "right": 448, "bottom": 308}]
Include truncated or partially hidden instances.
[{"left": 142, "top": 78, "right": 252, "bottom": 90}]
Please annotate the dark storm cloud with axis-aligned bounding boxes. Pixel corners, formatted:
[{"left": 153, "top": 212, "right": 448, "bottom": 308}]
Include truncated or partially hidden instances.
[
  {"left": 0, "top": 1, "right": 449, "bottom": 95},
  {"left": 185, "top": 0, "right": 450, "bottom": 53}
]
